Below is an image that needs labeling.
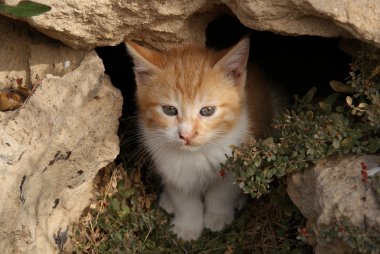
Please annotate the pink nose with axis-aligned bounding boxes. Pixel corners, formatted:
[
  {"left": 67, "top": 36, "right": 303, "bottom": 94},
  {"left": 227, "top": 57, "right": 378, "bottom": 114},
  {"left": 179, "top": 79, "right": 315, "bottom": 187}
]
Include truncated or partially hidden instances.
[{"left": 179, "top": 133, "right": 191, "bottom": 144}]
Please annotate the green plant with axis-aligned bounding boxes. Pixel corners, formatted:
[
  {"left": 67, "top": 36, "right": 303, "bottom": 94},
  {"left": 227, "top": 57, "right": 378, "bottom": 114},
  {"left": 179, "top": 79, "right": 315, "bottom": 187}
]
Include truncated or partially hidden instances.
[
  {"left": 224, "top": 44, "right": 380, "bottom": 199},
  {"left": 0, "top": 1, "right": 51, "bottom": 17},
  {"left": 71, "top": 164, "right": 310, "bottom": 253}
]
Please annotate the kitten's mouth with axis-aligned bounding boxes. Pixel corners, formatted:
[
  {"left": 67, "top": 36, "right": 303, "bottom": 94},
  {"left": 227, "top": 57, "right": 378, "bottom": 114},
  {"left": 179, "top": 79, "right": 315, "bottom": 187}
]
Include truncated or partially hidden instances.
[{"left": 179, "top": 144, "right": 199, "bottom": 151}]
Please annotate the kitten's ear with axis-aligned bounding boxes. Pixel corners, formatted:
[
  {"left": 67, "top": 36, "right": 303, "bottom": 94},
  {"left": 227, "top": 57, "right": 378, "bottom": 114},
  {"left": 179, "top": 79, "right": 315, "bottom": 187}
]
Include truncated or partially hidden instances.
[
  {"left": 125, "top": 39, "right": 162, "bottom": 84},
  {"left": 214, "top": 37, "right": 250, "bottom": 85}
]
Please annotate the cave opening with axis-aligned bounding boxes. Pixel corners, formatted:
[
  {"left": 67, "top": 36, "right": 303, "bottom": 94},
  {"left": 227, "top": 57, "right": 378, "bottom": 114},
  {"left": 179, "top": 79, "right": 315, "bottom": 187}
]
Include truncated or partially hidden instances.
[
  {"left": 92, "top": 14, "right": 354, "bottom": 252},
  {"left": 95, "top": 12, "right": 354, "bottom": 188},
  {"left": 96, "top": 13, "right": 353, "bottom": 165}
]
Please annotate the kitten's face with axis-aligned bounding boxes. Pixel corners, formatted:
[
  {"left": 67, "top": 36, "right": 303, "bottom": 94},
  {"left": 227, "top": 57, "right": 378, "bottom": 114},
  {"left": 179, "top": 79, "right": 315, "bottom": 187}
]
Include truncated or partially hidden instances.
[{"left": 126, "top": 39, "right": 249, "bottom": 151}]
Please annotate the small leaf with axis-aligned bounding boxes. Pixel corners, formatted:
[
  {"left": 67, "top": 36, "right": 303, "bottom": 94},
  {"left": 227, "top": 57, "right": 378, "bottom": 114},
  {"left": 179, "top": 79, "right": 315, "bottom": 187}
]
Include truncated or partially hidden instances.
[
  {"left": 253, "top": 155, "right": 262, "bottom": 167},
  {"left": 332, "top": 139, "right": 341, "bottom": 149},
  {"left": 0, "top": 87, "right": 30, "bottom": 112},
  {"left": 110, "top": 198, "right": 120, "bottom": 212},
  {"left": 346, "top": 96, "right": 353, "bottom": 106},
  {"left": 335, "top": 106, "right": 345, "bottom": 113},
  {"left": 0, "top": 92, "right": 22, "bottom": 111},
  {"left": 0, "top": 1, "right": 51, "bottom": 17},
  {"left": 319, "top": 101, "right": 331, "bottom": 113},
  {"left": 117, "top": 182, "right": 127, "bottom": 193},
  {"left": 263, "top": 137, "right": 274, "bottom": 146},
  {"left": 305, "top": 111, "right": 314, "bottom": 121},
  {"left": 304, "top": 87, "right": 317, "bottom": 104},
  {"left": 367, "top": 138, "right": 380, "bottom": 153},
  {"left": 119, "top": 202, "right": 130, "bottom": 217},
  {"left": 266, "top": 168, "right": 277, "bottom": 178},
  {"left": 114, "top": 232, "right": 123, "bottom": 241},
  {"left": 330, "top": 80, "right": 354, "bottom": 93},
  {"left": 324, "top": 93, "right": 340, "bottom": 105},
  {"left": 357, "top": 102, "right": 369, "bottom": 110},
  {"left": 340, "top": 137, "right": 352, "bottom": 148}
]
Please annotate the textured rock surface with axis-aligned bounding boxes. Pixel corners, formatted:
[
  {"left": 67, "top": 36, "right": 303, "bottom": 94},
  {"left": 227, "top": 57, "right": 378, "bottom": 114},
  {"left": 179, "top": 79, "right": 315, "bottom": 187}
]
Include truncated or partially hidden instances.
[
  {"left": 287, "top": 155, "right": 380, "bottom": 254},
  {"left": 4, "top": 0, "right": 380, "bottom": 49},
  {"left": 0, "top": 16, "right": 122, "bottom": 253}
]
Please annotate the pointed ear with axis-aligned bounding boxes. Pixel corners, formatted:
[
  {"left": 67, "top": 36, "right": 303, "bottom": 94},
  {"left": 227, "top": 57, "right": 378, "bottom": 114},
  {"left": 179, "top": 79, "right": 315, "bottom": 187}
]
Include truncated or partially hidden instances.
[
  {"left": 125, "top": 39, "right": 162, "bottom": 84},
  {"left": 214, "top": 37, "right": 250, "bottom": 85}
]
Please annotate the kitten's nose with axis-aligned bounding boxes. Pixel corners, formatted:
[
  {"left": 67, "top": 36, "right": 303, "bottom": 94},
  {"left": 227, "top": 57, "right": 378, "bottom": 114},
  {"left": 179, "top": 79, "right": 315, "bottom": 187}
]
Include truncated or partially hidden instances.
[
  {"left": 179, "top": 133, "right": 192, "bottom": 144},
  {"left": 178, "top": 122, "right": 196, "bottom": 145}
]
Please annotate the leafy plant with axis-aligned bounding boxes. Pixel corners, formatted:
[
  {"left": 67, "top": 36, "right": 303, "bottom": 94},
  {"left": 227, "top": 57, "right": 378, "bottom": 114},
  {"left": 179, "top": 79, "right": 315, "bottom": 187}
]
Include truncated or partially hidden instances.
[
  {"left": 0, "top": 1, "right": 51, "bottom": 17},
  {"left": 224, "top": 44, "right": 380, "bottom": 199},
  {"left": 70, "top": 164, "right": 310, "bottom": 253}
]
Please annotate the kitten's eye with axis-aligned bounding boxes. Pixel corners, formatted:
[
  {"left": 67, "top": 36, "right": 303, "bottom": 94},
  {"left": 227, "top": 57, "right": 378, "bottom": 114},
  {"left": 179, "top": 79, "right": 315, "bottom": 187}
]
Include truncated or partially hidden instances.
[
  {"left": 200, "top": 106, "right": 216, "bottom": 116},
  {"left": 162, "top": 105, "right": 178, "bottom": 116}
]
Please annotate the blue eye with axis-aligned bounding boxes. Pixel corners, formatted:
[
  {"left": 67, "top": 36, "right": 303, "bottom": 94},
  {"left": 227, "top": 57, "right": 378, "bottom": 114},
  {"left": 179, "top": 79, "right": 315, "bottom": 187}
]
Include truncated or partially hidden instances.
[
  {"left": 162, "top": 105, "right": 178, "bottom": 116},
  {"left": 200, "top": 106, "right": 216, "bottom": 116}
]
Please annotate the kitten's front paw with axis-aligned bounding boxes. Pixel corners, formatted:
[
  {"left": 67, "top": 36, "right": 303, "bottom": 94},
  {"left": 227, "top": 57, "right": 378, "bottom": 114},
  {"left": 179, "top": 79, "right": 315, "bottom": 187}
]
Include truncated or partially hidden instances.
[
  {"left": 159, "top": 191, "right": 174, "bottom": 214},
  {"left": 171, "top": 217, "right": 203, "bottom": 241},
  {"left": 204, "top": 211, "right": 234, "bottom": 232}
]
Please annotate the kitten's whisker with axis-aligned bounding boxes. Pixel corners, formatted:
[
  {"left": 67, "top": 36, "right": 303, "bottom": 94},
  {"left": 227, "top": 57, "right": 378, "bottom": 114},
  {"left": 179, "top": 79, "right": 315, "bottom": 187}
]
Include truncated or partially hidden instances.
[{"left": 123, "top": 134, "right": 175, "bottom": 166}]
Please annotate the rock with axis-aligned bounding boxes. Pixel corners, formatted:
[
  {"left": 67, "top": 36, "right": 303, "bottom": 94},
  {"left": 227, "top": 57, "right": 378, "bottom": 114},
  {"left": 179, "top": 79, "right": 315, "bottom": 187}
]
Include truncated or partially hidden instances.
[
  {"left": 287, "top": 155, "right": 380, "bottom": 254},
  {"left": 0, "top": 16, "right": 122, "bottom": 253},
  {"left": 3, "top": 0, "right": 380, "bottom": 49}
]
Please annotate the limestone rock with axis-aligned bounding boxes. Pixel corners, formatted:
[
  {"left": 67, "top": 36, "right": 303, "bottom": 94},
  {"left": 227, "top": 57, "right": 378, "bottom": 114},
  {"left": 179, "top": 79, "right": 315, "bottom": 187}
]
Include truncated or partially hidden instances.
[
  {"left": 287, "top": 155, "right": 380, "bottom": 253},
  {"left": 0, "top": 16, "right": 122, "bottom": 253},
  {"left": 3, "top": 0, "right": 380, "bottom": 49}
]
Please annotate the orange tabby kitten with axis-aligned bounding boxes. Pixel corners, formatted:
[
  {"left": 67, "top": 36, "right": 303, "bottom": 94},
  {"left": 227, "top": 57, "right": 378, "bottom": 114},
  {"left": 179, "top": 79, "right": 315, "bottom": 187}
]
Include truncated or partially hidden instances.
[{"left": 125, "top": 38, "right": 279, "bottom": 240}]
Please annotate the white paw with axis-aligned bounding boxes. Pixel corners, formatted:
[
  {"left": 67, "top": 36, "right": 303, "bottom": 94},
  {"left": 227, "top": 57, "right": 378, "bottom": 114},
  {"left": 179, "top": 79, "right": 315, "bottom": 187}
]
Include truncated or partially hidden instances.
[
  {"left": 204, "top": 212, "right": 234, "bottom": 232},
  {"left": 171, "top": 216, "right": 203, "bottom": 241},
  {"left": 159, "top": 191, "right": 174, "bottom": 214}
]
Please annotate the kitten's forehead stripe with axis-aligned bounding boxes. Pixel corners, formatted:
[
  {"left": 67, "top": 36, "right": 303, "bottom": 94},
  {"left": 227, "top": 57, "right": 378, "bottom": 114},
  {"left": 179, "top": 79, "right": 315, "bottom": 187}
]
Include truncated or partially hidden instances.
[{"left": 169, "top": 48, "right": 210, "bottom": 102}]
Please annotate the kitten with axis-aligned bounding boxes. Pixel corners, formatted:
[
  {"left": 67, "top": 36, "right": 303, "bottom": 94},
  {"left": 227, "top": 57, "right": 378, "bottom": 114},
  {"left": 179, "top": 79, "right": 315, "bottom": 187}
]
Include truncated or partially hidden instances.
[{"left": 125, "top": 37, "right": 279, "bottom": 240}]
